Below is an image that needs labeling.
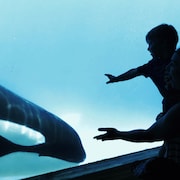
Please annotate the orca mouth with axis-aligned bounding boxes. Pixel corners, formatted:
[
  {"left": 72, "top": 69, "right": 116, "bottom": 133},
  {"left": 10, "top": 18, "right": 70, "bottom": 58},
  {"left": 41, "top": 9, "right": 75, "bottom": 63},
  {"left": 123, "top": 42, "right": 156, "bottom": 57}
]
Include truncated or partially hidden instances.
[{"left": 38, "top": 143, "right": 86, "bottom": 163}]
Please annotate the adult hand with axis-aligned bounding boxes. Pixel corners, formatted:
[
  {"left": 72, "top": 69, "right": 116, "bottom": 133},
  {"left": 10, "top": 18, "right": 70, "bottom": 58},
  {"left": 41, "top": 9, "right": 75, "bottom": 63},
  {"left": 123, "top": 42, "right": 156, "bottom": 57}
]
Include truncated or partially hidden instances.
[{"left": 94, "top": 128, "right": 119, "bottom": 141}]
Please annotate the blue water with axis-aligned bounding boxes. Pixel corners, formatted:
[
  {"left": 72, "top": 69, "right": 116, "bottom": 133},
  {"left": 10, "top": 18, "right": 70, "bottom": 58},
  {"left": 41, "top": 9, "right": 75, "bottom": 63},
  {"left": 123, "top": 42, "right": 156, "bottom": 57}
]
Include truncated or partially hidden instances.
[{"left": 0, "top": 0, "right": 179, "bottom": 179}]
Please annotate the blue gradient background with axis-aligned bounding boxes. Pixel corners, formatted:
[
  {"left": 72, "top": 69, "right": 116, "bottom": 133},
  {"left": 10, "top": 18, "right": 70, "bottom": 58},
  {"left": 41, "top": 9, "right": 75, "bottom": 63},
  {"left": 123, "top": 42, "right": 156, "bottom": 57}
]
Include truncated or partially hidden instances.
[{"left": 0, "top": 0, "right": 179, "bottom": 179}]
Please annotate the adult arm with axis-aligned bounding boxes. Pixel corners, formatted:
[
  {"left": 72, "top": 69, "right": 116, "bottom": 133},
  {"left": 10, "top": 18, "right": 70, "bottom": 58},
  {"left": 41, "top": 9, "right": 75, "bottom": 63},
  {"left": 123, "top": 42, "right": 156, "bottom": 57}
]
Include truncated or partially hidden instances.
[
  {"left": 94, "top": 103, "right": 180, "bottom": 142},
  {"left": 94, "top": 128, "right": 157, "bottom": 142}
]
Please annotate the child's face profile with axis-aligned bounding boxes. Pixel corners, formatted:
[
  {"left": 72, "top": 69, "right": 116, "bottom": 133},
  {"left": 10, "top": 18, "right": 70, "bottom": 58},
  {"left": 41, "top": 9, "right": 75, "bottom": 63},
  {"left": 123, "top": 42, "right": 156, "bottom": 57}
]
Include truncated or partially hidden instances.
[{"left": 147, "top": 39, "right": 164, "bottom": 59}]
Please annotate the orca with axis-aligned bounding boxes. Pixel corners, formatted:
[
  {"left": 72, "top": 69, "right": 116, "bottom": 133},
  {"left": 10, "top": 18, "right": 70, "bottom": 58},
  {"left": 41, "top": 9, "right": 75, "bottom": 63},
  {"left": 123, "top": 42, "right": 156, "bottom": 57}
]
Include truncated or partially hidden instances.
[{"left": 0, "top": 85, "right": 86, "bottom": 163}]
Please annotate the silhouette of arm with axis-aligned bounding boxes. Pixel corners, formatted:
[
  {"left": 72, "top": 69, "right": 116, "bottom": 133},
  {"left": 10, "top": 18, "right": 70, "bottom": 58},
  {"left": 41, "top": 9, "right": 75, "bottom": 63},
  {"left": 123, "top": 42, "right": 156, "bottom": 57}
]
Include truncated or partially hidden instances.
[
  {"left": 94, "top": 128, "right": 155, "bottom": 142},
  {"left": 105, "top": 68, "right": 141, "bottom": 84},
  {"left": 94, "top": 103, "right": 180, "bottom": 142}
]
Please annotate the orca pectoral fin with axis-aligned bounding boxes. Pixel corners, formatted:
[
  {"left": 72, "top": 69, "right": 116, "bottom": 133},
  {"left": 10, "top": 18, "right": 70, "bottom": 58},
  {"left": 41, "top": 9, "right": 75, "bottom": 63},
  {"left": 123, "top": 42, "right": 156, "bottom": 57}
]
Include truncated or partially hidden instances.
[{"left": 0, "top": 135, "right": 20, "bottom": 156}]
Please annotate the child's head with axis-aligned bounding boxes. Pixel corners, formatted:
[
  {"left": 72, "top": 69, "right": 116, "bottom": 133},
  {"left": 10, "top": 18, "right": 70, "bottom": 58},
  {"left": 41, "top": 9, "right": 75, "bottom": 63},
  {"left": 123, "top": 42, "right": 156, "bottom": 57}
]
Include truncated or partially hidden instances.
[{"left": 146, "top": 24, "right": 178, "bottom": 52}]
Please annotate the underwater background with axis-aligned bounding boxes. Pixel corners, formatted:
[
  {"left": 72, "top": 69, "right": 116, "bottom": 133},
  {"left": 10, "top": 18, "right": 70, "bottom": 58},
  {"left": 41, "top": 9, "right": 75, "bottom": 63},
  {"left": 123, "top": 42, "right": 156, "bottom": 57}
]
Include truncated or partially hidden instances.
[{"left": 0, "top": 0, "right": 179, "bottom": 179}]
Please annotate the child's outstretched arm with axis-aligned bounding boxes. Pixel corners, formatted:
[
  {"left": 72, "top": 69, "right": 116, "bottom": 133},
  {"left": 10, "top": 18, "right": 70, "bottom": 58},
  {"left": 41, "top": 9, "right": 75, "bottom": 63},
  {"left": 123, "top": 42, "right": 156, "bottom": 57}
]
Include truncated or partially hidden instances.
[{"left": 105, "top": 68, "right": 141, "bottom": 84}]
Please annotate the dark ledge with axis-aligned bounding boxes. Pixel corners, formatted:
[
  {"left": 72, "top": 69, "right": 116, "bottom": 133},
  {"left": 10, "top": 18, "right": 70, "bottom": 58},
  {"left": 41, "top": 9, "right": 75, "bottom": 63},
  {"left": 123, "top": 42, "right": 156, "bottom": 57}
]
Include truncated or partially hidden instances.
[{"left": 24, "top": 146, "right": 160, "bottom": 180}]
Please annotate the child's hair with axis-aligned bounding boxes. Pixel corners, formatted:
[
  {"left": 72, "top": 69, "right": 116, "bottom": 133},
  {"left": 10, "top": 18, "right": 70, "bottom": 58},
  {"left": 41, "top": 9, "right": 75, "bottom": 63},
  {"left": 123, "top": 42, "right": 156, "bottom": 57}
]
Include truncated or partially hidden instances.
[{"left": 146, "top": 24, "right": 178, "bottom": 50}]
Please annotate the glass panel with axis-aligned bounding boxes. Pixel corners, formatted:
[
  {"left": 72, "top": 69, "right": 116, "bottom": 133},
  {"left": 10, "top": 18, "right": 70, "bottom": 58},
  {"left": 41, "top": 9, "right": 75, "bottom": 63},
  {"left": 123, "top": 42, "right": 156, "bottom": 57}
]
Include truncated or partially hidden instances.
[{"left": 0, "top": 0, "right": 179, "bottom": 179}]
